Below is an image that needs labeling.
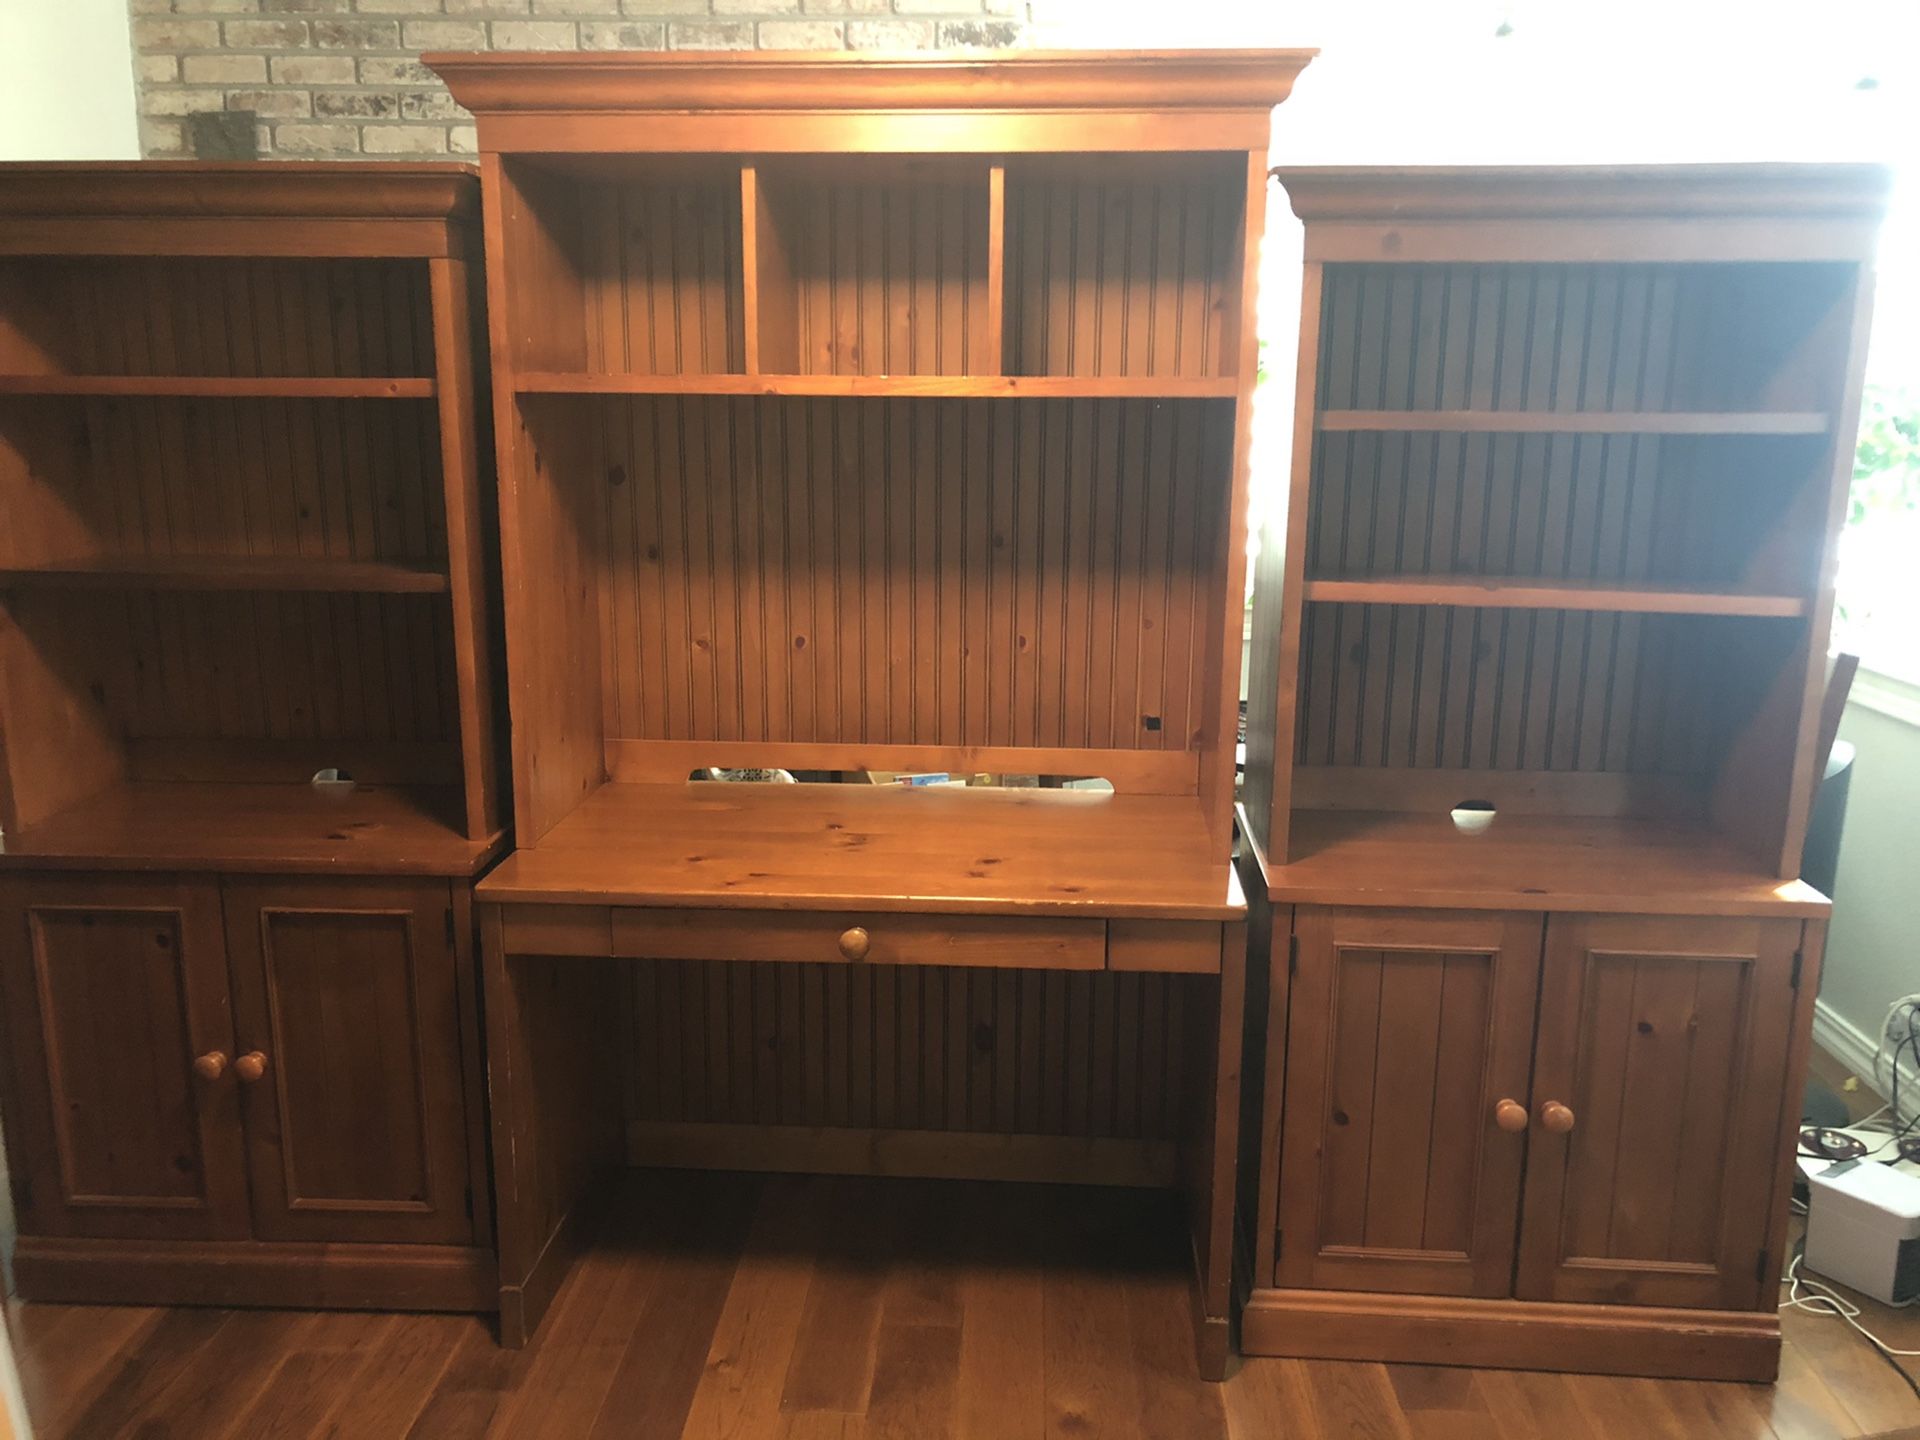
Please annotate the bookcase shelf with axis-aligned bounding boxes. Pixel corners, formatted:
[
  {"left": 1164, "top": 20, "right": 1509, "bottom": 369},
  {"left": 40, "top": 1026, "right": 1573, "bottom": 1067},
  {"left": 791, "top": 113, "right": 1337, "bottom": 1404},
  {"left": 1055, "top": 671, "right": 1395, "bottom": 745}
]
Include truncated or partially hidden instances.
[
  {"left": 513, "top": 372, "right": 1241, "bottom": 399},
  {"left": 0, "top": 779, "right": 492, "bottom": 875},
  {"left": 0, "top": 375, "right": 435, "bottom": 399},
  {"left": 0, "top": 166, "right": 503, "bottom": 854},
  {"left": 0, "top": 161, "right": 507, "bottom": 1323},
  {"left": 1316, "top": 409, "right": 1829, "bottom": 435},
  {"left": 1246, "top": 168, "right": 1881, "bottom": 884},
  {"left": 1300, "top": 576, "right": 1809, "bottom": 617},
  {"left": 0, "top": 555, "right": 451, "bottom": 595},
  {"left": 1231, "top": 166, "right": 1886, "bottom": 1385}
]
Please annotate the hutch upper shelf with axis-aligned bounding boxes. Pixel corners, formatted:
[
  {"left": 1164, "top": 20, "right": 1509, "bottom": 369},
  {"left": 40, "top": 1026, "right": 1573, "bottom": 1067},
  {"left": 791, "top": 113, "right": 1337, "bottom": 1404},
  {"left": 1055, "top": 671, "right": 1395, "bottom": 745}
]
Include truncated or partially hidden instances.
[
  {"left": 431, "top": 49, "right": 1315, "bottom": 899},
  {"left": 1242, "top": 163, "right": 1887, "bottom": 899},
  {"left": 0, "top": 163, "right": 503, "bottom": 873}
]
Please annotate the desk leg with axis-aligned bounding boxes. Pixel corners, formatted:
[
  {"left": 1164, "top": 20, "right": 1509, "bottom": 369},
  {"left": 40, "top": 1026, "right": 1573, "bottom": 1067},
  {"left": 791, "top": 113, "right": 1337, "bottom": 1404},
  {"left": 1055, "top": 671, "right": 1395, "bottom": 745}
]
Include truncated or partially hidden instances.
[
  {"left": 480, "top": 905, "right": 623, "bottom": 1347},
  {"left": 1183, "top": 920, "right": 1247, "bottom": 1381}
]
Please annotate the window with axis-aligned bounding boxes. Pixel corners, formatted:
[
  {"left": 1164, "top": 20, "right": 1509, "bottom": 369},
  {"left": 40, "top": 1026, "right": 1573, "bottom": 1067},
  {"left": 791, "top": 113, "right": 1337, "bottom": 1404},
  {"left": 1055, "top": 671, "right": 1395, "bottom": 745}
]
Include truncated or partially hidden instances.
[{"left": 1837, "top": 175, "right": 1920, "bottom": 683}]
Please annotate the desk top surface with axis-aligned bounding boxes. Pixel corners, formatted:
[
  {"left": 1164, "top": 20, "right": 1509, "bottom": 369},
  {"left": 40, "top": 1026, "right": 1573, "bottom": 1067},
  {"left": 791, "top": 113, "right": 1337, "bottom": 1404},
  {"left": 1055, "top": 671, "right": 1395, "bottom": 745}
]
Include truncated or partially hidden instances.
[{"left": 479, "top": 781, "right": 1242, "bottom": 920}]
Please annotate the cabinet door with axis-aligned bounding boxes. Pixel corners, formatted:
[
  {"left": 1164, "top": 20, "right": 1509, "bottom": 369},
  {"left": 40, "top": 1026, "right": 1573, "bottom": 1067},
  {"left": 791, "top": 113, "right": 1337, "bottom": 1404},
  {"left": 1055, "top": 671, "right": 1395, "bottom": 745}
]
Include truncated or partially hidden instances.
[
  {"left": 1516, "top": 914, "right": 1803, "bottom": 1309},
  {"left": 0, "top": 875, "right": 249, "bottom": 1240},
  {"left": 1276, "top": 907, "right": 1541, "bottom": 1296},
  {"left": 223, "top": 879, "right": 476, "bottom": 1246}
]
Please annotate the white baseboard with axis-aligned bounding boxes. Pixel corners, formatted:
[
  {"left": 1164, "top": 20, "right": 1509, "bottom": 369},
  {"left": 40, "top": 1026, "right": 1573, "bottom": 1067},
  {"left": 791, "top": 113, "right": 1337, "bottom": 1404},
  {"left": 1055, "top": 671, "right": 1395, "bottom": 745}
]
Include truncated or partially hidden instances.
[
  {"left": 1813, "top": 998, "right": 1920, "bottom": 1123},
  {"left": 1813, "top": 999, "right": 1883, "bottom": 1088}
]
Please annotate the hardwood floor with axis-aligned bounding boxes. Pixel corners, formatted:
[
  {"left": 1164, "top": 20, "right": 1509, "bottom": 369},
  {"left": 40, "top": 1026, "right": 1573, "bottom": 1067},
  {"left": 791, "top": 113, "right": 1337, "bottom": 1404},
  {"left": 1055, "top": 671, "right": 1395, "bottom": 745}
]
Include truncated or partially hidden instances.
[{"left": 7, "top": 1170, "right": 1918, "bottom": 1439}]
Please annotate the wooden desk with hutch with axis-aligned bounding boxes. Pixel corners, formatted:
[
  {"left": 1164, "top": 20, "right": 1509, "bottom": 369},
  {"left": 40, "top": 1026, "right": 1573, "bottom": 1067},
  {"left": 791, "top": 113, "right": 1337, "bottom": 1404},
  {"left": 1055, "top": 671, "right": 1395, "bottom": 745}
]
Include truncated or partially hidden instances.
[{"left": 429, "top": 48, "right": 1314, "bottom": 1374}]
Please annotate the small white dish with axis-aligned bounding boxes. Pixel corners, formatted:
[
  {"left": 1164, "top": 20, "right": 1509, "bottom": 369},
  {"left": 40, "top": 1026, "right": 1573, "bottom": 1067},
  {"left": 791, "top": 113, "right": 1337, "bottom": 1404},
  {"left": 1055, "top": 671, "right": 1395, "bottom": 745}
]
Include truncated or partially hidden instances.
[
  {"left": 1450, "top": 800, "right": 1496, "bottom": 835},
  {"left": 310, "top": 766, "right": 357, "bottom": 798}
]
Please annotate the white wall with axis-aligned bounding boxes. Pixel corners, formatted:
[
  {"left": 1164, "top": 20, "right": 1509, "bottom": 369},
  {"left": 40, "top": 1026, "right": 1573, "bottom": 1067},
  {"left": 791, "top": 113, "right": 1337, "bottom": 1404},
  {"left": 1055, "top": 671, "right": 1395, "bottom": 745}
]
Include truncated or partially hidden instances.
[
  {"left": 1033, "top": 0, "right": 1914, "bottom": 164},
  {"left": 0, "top": 0, "right": 139, "bottom": 161},
  {"left": 1819, "top": 677, "right": 1920, "bottom": 1093}
]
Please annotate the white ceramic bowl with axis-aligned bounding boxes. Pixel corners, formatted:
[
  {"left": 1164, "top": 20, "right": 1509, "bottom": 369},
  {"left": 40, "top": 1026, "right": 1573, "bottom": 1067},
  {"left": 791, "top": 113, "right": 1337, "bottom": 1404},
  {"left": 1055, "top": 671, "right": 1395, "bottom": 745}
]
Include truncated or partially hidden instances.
[{"left": 1450, "top": 802, "right": 1496, "bottom": 835}]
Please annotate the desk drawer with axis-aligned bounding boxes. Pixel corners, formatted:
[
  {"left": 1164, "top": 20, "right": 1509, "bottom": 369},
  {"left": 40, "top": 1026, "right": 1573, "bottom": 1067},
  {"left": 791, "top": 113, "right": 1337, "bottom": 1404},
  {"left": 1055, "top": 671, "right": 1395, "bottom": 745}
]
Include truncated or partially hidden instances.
[{"left": 608, "top": 908, "right": 1106, "bottom": 971}]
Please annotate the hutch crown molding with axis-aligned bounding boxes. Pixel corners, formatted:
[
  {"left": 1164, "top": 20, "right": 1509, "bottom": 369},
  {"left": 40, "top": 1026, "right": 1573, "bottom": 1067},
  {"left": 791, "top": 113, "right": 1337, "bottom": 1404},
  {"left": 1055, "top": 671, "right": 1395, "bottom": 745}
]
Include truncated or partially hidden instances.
[
  {"left": 1238, "top": 162, "right": 1890, "bottom": 1382},
  {"left": 0, "top": 162, "right": 506, "bottom": 1311},
  {"left": 429, "top": 46, "right": 1314, "bottom": 1376}
]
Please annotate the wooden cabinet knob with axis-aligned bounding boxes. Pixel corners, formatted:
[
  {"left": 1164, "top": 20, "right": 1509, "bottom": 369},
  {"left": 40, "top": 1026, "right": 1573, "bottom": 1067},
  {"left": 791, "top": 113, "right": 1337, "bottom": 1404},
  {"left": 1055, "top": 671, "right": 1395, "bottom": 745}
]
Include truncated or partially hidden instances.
[
  {"left": 192, "top": 1050, "right": 228, "bottom": 1081},
  {"left": 234, "top": 1051, "right": 269, "bottom": 1084},
  {"left": 1540, "top": 1101, "right": 1575, "bottom": 1134},
  {"left": 838, "top": 926, "right": 871, "bottom": 961},
  {"left": 1493, "top": 1098, "right": 1528, "bottom": 1133}
]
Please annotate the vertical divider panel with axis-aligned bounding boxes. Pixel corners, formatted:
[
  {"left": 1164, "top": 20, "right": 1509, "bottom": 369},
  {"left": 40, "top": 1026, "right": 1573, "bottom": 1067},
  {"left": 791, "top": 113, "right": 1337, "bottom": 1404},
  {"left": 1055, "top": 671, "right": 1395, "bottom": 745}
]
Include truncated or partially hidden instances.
[
  {"left": 1712, "top": 262, "right": 1881, "bottom": 878},
  {"left": 484, "top": 158, "right": 605, "bottom": 843},
  {"left": 741, "top": 163, "right": 798, "bottom": 377},
  {"left": 740, "top": 164, "right": 762, "bottom": 375},
  {"left": 981, "top": 162, "right": 1007, "bottom": 376},
  {"left": 1248, "top": 251, "right": 1323, "bottom": 870},
  {"left": 429, "top": 257, "right": 503, "bottom": 842},
  {"left": 1198, "top": 152, "right": 1268, "bottom": 856}
]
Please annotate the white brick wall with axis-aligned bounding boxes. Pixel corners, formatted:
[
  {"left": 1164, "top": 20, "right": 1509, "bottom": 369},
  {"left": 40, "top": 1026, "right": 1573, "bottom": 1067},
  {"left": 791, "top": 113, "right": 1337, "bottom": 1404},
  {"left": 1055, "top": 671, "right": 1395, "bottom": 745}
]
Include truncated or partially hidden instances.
[{"left": 129, "top": 0, "right": 1031, "bottom": 158}]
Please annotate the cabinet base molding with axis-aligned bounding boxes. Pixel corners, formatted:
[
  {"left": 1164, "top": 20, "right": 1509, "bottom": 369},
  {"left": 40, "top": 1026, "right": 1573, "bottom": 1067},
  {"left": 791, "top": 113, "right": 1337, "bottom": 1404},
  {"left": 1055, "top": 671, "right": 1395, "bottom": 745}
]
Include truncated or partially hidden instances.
[
  {"left": 1241, "top": 1288, "right": 1780, "bottom": 1382},
  {"left": 12, "top": 1236, "right": 497, "bottom": 1314},
  {"left": 498, "top": 1177, "right": 615, "bottom": 1350},
  {"left": 627, "top": 1121, "right": 1178, "bottom": 1189}
]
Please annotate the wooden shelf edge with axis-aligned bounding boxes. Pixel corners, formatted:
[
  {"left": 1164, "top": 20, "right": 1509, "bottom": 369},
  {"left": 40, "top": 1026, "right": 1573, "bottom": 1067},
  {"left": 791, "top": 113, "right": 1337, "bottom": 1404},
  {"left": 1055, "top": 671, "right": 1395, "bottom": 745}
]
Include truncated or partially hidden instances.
[
  {"left": 476, "top": 862, "right": 1244, "bottom": 920},
  {"left": 0, "top": 557, "right": 452, "bottom": 596},
  {"left": 1259, "top": 874, "right": 1830, "bottom": 919},
  {"left": 1267, "top": 809, "right": 1830, "bottom": 917},
  {"left": 476, "top": 782, "right": 1241, "bottom": 919},
  {"left": 0, "top": 375, "right": 437, "bottom": 399},
  {"left": 514, "top": 372, "right": 1240, "bottom": 399},
  {"left": 0, "top": 783, "right": 505, "bottom": 878},
  {"left": 1316, "top": 409, "right": 1830, "bottom": 436},
  {"left": 1302, "top": 576, "right": 1810, "bottom": 618}
]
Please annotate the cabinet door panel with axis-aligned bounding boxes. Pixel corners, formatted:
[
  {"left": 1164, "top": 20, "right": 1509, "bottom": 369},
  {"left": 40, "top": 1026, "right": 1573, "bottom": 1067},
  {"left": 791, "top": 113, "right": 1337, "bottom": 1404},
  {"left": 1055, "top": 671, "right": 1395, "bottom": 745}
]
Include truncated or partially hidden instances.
[
  {"left": 223, "top": 879, "right": 474, "bottom": 1246},
  {"left": 0, "top": 876, "right": 248, "bottom": 1240},
  {"left": 1276, "top": 907, "right": 1541, "bottom": 1297},
  {"left": 1516, "top": 914, "right": 1802, "bottom": 1310}
]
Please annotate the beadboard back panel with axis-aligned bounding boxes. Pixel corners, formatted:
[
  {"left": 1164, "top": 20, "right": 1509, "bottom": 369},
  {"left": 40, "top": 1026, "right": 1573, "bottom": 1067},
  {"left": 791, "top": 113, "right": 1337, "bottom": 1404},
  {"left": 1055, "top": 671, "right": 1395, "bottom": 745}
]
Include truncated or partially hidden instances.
[
  {"left": 621, "top": 957, "right": 1200, "bottom": 1141},
  {"left": 516, "top": 393, "right": 1235, "bottom": 756},
  {"left": 0, "top": 258, "right": 435, "bottom": 380}
]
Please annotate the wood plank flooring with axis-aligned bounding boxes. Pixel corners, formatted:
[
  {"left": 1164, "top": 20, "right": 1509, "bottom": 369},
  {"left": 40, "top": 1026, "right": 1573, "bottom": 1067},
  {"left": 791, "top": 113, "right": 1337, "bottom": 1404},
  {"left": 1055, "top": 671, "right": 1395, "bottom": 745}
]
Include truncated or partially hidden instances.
[{"left": 8, "top": 1171, "right": 1918, "bottom": 1439}]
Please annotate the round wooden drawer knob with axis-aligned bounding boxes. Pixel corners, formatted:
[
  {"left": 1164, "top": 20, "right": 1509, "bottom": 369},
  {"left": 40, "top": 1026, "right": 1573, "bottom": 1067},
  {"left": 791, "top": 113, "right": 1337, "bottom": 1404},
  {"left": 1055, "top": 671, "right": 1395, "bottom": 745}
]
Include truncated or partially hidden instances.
[
  {"left": 1493, "top": 1098, "right": 1528, "bottom": 1133},
  {"left": 234, "top": 1051, "right": 270, "bottom": 1084},
  {"left": 192, "top": 1050, "right": 228, "bottom": 1082},
  {"left": 838, "top": 926, "right": 871, "bottom": 961},
  {"left": 1540, "top": 1101, "right": 1575, "bottom": 1134}
]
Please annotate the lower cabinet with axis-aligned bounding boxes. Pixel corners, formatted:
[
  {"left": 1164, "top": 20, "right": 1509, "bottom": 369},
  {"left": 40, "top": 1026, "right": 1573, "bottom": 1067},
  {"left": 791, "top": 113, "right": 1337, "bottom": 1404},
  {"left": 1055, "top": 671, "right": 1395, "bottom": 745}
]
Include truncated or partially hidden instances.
[
  {"left": 0, "top": 875, "right": 249, "bottom": 1241},
  {"left": 1516, "top": 913, "right": 1803, "bottom": 1310},
  {"left": 0, "top": 872, "right": 492, "bottom": 1310},
  {"left": 1254, "top": 902, "right": 1814, "bottom": 1378},
  {"left": 1275, "top": 907, "right": 1541, "bottom": 1298}
]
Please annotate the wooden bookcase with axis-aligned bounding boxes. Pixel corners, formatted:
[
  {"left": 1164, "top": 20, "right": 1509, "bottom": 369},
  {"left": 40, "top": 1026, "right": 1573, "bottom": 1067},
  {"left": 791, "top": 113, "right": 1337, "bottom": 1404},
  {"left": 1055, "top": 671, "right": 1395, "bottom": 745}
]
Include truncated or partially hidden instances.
[
  {"left": 0, "top": 164, "right": 506, "bottom": 1310},
  {"left": 1238, "top": 165, "right": 1889, "bottom": 1380},
  {"left": 431, "top": 49, "right": 1313, "bottom": 1374}
]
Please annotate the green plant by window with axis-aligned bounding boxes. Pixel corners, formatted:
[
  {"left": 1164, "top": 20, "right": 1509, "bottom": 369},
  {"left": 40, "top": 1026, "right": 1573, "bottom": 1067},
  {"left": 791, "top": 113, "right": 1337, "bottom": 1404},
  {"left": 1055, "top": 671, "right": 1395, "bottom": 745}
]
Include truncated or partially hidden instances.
[{"left": 1851, "top": 382, "right": 1920, "bottom": 526}]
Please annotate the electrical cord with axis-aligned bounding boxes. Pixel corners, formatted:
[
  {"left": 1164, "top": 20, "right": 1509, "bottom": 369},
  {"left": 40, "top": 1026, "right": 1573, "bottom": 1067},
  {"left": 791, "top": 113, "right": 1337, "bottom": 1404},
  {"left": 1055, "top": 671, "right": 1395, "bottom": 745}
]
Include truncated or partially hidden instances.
[
  {"left": 1781, "top": 1245, "right": 1920, "bottom": 1405},
  {"left": 1878, "top": 999, "right": 1920, "bottom": 1132}
]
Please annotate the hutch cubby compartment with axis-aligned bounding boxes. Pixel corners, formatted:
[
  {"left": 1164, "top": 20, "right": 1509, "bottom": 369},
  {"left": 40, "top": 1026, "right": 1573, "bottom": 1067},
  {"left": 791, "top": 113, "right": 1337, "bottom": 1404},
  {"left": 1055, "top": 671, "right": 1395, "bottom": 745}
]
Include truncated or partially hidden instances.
[
  {"left": 1238, "top": 164, "right": 1887, "bottom": 1382},
  {"left": 1002, "top": 153, "right": 1247, "bottom": 382},
  {"left": 499, "top": 149, "right": 1248, "bottom": 398},
  {"left": 433, "top": 47, "right": 1314, "bottom": 1376},
  {"left": 0, "top": 164, "right": 505, "bottom": 1312}
]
